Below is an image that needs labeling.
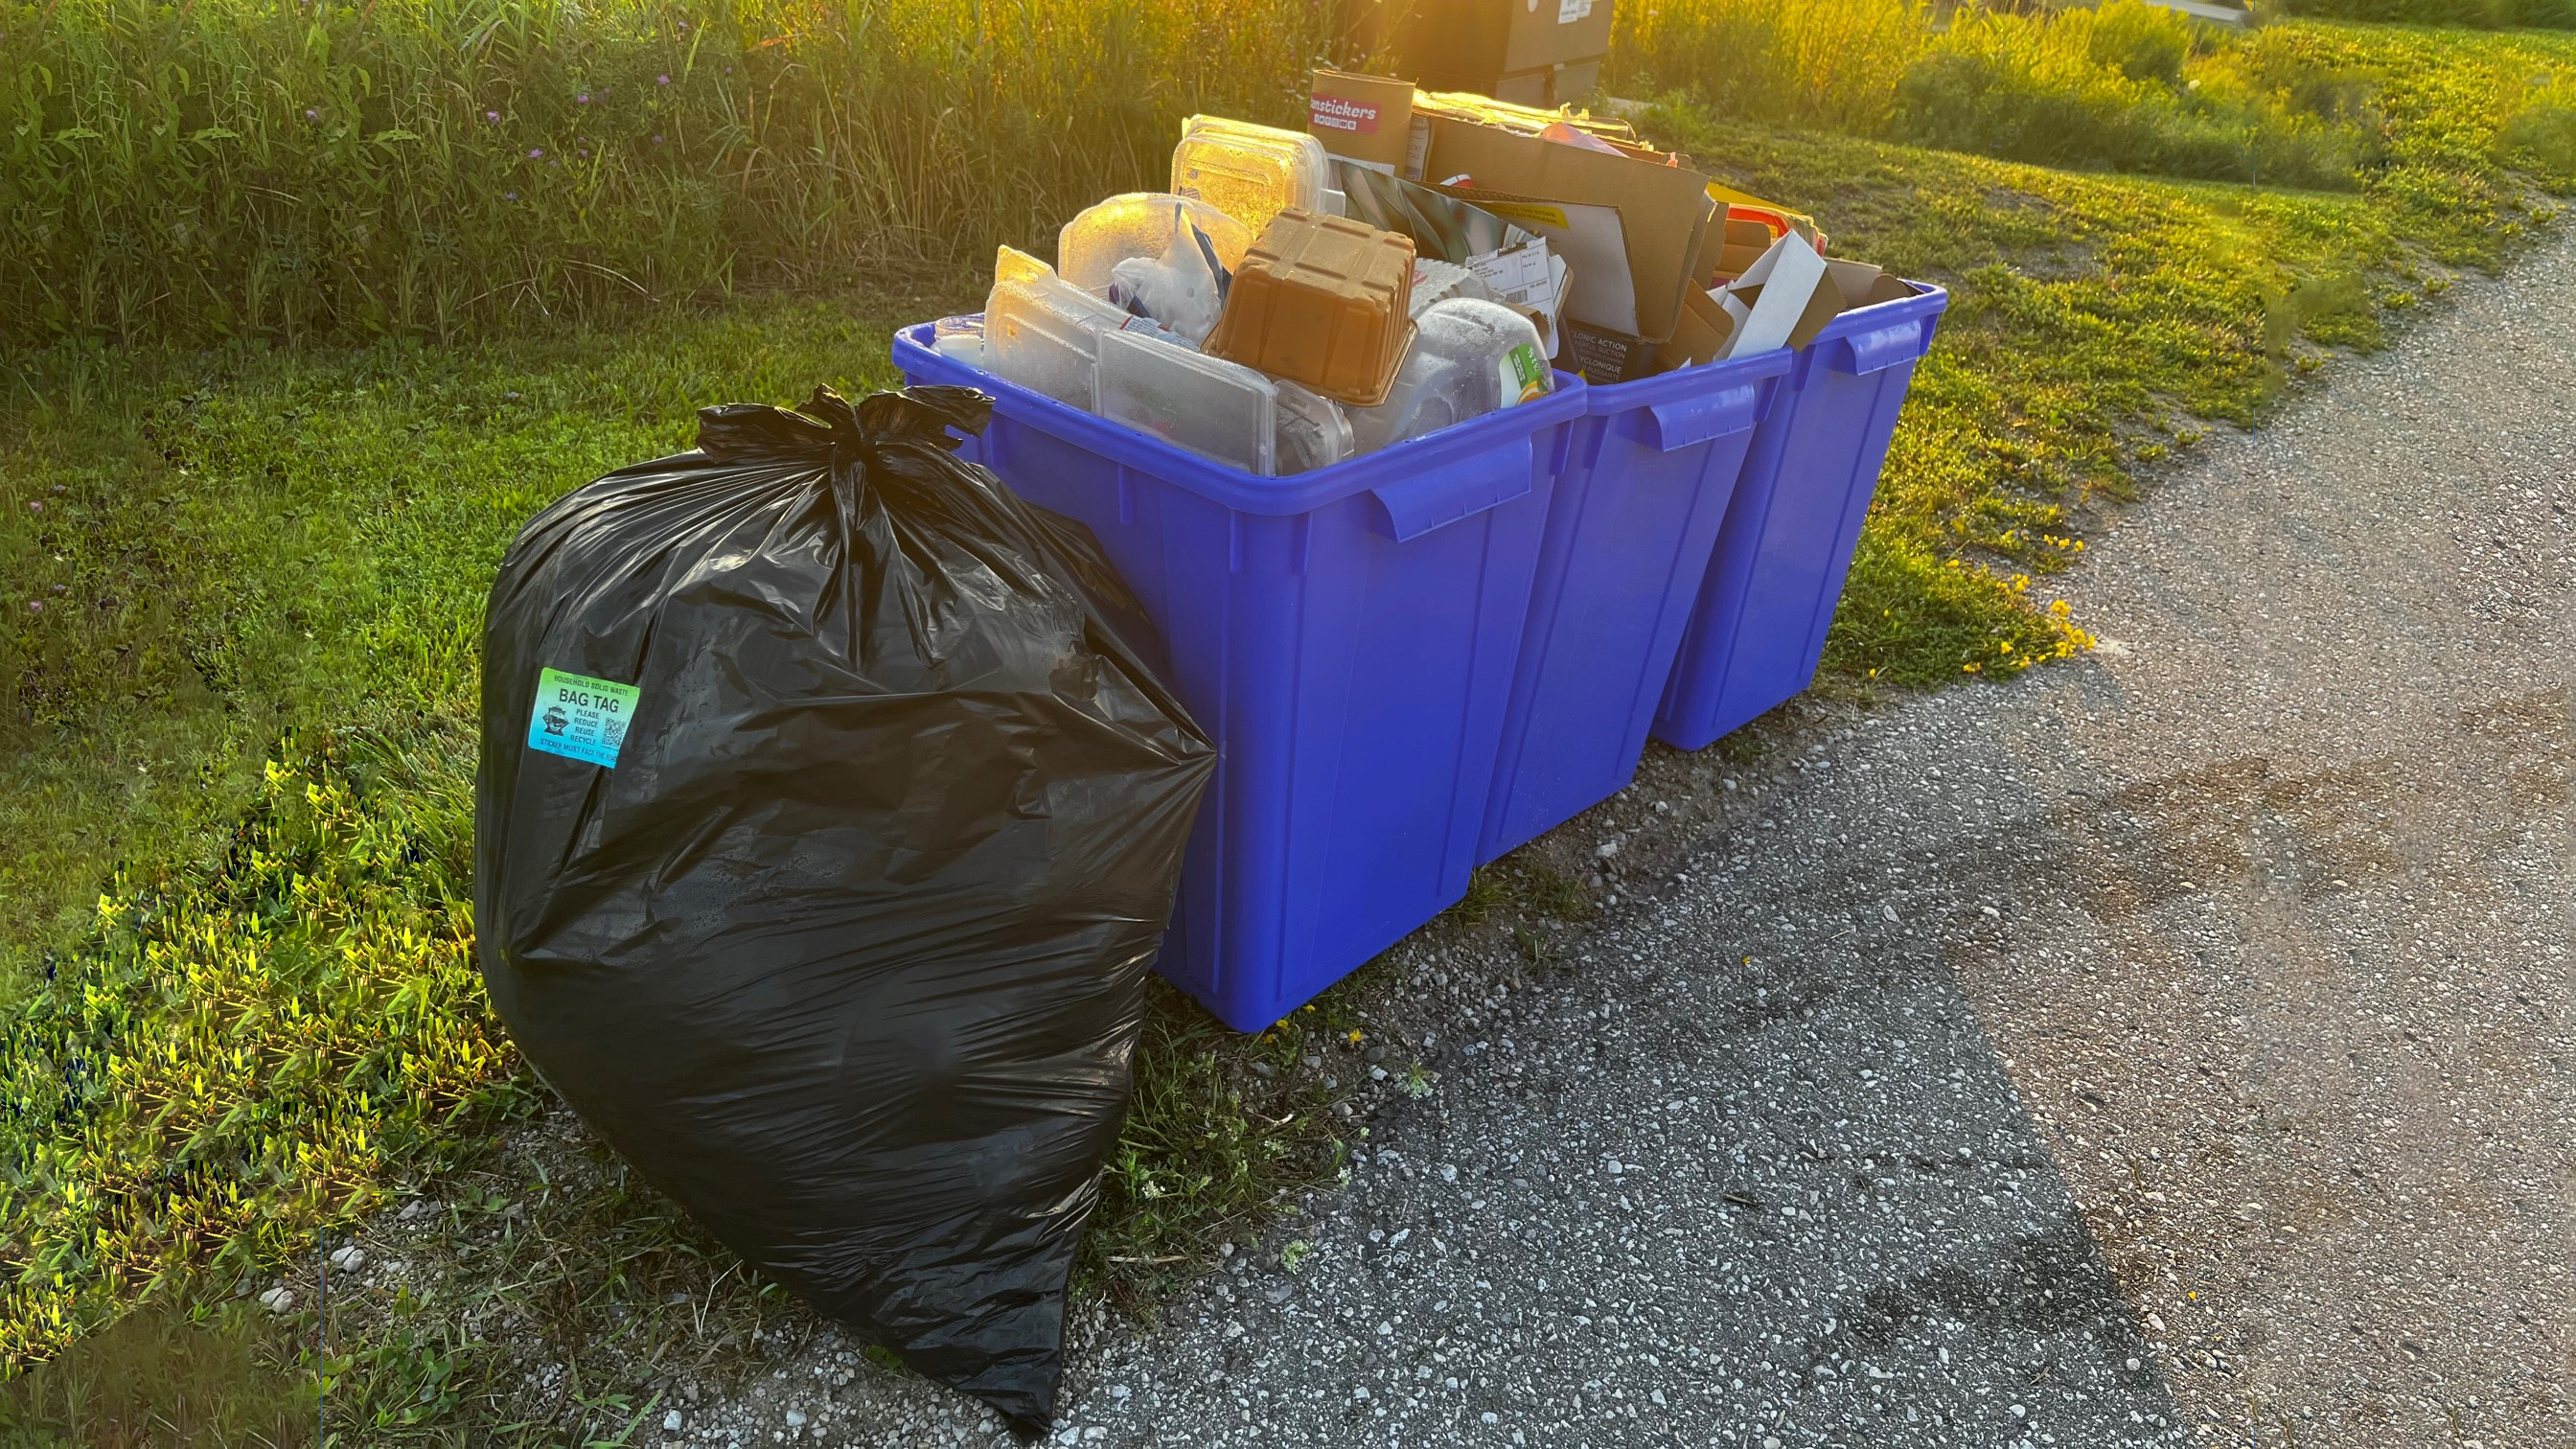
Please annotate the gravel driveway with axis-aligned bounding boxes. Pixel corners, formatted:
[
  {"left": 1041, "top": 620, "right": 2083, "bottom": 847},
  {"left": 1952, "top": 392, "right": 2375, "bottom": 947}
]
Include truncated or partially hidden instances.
[{"left": 679, "top": 231, "right": 2575, "bottom": 1448}]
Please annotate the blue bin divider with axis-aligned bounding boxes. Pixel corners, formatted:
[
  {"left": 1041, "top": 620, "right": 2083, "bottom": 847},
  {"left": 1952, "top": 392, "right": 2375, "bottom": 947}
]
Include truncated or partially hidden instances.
[
  {"left": 895, "top": 323, "right": 1586, "bottom": 1030},
  {"left": 1652, "top": 283, "right": 1949, "bottom": 751},
  {"left": 1477, "top": 343, "right": 1795, "bottom": 863}
]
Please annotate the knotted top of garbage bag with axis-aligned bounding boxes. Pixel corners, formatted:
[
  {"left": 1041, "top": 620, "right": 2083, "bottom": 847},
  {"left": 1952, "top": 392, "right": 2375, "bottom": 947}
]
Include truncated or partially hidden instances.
[{"left": 696, "top": 382, "right": 990, "bottom": 471}]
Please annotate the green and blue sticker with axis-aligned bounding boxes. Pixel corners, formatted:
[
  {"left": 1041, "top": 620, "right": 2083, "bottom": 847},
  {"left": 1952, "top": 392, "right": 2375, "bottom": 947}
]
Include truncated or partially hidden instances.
[{"left": 527, "top": 668, "right": 639, "bottom": 768}]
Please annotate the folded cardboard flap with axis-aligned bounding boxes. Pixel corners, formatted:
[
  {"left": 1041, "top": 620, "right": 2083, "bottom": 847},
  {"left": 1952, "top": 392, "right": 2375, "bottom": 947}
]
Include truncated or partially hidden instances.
[
  {"left": 1779, "top": 260, "right": 1916, "bottom": 350},
  {"left": 1423, "top": 117, "right": 1714, "bottom": 344},
  {"left": 1698, "top": 212, "right": 1780, "bottom": 285},
  {"left": 1654, "top": 284, "right": 1735, "bottom": 372}
]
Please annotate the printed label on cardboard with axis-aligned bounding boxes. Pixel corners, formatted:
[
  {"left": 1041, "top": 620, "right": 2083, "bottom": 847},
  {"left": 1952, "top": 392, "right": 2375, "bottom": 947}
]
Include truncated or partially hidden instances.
[
  {"left": 528, "top": 668, "right": 639, "bottom": 768},
  {"left": 1476, "top": 201, "right": 1571, "bottom": 230},
  {"left": 1311, "top": 94, "right": 1381, "bottom": 135},
  {"left": 1558, "top": 0, "right": 1583, "bottom": 19}
]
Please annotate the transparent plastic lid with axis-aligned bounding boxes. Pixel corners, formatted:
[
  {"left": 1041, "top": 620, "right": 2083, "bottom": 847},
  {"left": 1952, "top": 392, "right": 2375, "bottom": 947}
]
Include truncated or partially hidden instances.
[
  {"left": 984, "top": 274, "right": 1128, "bottom": 410},
  {"left": 1057, "top": 193, "right": 1254, "bottom": 291},
  {"left": 1172, "top": 115, "right": 1331, "bottom": 239},
  {"left": 1094, "top": 327, "right": 1279, "bottom": 475}
]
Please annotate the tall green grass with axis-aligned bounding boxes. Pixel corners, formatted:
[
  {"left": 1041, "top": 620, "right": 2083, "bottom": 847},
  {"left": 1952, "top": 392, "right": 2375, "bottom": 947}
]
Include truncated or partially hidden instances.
[
  {"left": 1609, "top": 0, "right": 1934, "bottom": 131},
  {"left": 1, "top": 0, "right": 1337, "bottom": 349},
  {"left": 2261, "top": 0, "right": 2576, "bottom": 28},
  {"left": 1621, "top": 0, "right": 2576, "bottom": 196},
  {"left": 1893, "top": 1, "right": 2368, "bottom": 188}
]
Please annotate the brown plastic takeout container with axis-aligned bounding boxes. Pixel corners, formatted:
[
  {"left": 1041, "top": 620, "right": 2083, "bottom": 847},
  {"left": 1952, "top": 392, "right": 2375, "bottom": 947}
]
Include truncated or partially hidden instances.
[{"left": 1207, "top": 209, "right": 1416, "bottom": 406}]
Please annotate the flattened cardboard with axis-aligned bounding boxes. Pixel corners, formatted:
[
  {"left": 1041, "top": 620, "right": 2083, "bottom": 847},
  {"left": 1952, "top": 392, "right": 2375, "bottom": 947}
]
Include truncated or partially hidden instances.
[
  {"left": 1309, "top": 69, "right": 1418, "bottom": 174},
  {"left": 1422, "top": 117, "right": 1714, "bottom": 343},
  {"left": 1442, "top": 187, "right": 1635, "bottom": 337}
]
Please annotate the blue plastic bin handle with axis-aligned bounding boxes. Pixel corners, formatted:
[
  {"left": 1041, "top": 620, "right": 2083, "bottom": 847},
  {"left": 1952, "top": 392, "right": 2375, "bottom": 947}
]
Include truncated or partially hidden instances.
[
  {"left": 1643, "top": 380, "right": 1766, "bottom": 454},
  {"left": 1827, "top": 318, "right": 1931, "bottom": 377},
  {"left": 1367, "top": 438, "right": 1535, "bottom": 542}
]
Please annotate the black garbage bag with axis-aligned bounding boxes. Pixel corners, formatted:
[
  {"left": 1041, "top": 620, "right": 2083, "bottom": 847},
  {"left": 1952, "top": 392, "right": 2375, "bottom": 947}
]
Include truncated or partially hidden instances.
[{"left": 473, "top": 384, "right": 1214, "bottom": 1426}]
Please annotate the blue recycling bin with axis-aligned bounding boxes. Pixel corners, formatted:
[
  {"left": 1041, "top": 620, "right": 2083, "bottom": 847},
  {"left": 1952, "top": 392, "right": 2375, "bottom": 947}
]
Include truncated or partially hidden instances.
[
  {"left": 1478, "top": 344, "right": 1794, "bottom": 862},
  {"left": 1652, "top": 283, "right": 1949, "bottom": 751},
  {"left": 894, "top": 323, "right": 1585, "bottom": 1030}
]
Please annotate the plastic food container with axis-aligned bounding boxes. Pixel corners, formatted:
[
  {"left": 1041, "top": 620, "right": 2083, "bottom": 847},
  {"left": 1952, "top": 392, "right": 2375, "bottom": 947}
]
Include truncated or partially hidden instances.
[
  {"left": 1056, "top": 193, "right": 1254, "bottom": 292},
  {"left": 896, "top": 320, "right": 1586, "bottom": 1029},
  {"left": 1274, "top": 380, "right": 1355, "bottom": 474},
  {"left": 1171, "top": 115, "right": 1332, "bottom": 238},
  {"left": 1207, "top": 209, "right": 1414, "bottom": 406},
  {"left": 1093, "top": 328, "right": 1280, "bottom": 475},
  {"left": 982, "top": 273, "right": 1181, "bottom": 411},
  {"left": 1348, "top": 297, "right": 1551, "bottom": 456}
]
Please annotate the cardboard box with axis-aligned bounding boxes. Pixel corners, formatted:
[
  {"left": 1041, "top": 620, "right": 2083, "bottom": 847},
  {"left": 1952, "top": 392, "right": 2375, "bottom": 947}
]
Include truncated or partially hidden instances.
[
  {"left": 1207, "top": 209, "right": 1416, "bottom": 405},
  {"left": 1309, "top": 69, "right": 1424, "bottom": 176},
  {"left": 1403, "top": 0, "right": 1612, "bottom": 106},
  {"left": 1559, "top": 319, "right": 1660, "bottom": 384},
  {"left": 1493, "top": 58, "right": 1599, "bottom": 110},
  {"left": 1423, "top": 118, "right": 1715, "bottom": 344}
]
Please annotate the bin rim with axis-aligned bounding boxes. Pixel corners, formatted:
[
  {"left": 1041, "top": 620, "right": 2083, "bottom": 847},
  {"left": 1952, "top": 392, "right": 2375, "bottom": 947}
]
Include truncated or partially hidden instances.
[
  {"left": 1810, "top": 279, "right": 1949, "bottom": 347},
  {"left": 894, "top": 320, "right": 1585, "bottom": 518}
]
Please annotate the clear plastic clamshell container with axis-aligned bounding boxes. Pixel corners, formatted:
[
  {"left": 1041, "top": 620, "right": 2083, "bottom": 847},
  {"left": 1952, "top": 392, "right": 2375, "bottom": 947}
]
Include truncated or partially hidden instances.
[
  {"left": 1274, "top": 380, "right": 1354, "bottom": 474},
  {"left": 1094, "top": 327, "right": 1280, "bottom": 475},
  {"left": 1057, "top": 193, "right": 1253, "bottom": 291},
  {"left": 995, "top": 242, "right": 1055, "bottom": 288},
  {"left": 1171, "top": 115, "right": 1331, "bottom": 239},
  {"left": 1349, "top": 298, "right": 1552, "bottom": 455}
]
